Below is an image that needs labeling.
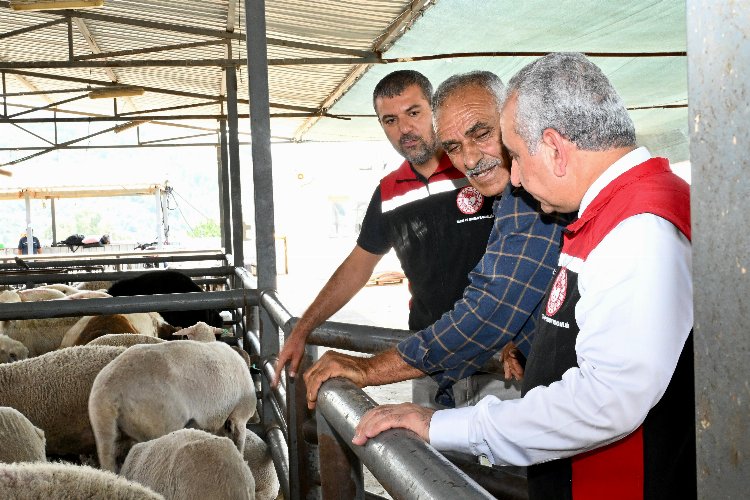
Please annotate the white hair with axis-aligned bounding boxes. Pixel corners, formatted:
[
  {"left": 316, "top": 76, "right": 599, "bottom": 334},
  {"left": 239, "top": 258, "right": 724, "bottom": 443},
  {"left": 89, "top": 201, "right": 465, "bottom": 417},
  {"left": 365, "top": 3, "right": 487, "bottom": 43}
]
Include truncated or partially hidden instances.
[
  {"left": 506, "top": 52, "right": 636, "bottom": 154},
  {"left": 432, "top": 71, "right": 506, "bottom": 121}
]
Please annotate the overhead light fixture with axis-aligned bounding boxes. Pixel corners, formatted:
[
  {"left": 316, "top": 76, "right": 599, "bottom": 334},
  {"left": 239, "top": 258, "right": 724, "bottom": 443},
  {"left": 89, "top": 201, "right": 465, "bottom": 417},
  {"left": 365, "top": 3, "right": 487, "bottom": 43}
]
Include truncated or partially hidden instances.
[
  {"left": 114, "top": 120, "right": 150, "bottom": 133},
  {"left": 9, "top": 0, "right": 104, "bottom": 11},
  {"left": 88, "top": 86, "right": 145, "bottom": 99}
]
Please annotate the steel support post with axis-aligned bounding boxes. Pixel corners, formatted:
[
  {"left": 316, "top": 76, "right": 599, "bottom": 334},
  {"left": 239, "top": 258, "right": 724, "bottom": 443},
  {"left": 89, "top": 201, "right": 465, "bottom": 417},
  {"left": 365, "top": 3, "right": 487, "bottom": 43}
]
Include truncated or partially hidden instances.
[
  {"left": 244, "top": 0, "right": 279, "bottom": 426},
  {"left": 226, "top": 65, "right": 244, "bottom": 268},
  {"left": 24, "top": 190, "right": 32, "bottom": 256},
  {"left": 218, "top": 119, "right": 232, "bottom": 253},
  {"left": 317, "top": 411, "right": 364, "bottom": 499},
  {"left": 50, "top": 198, "right": 57, "bottom": 245},
  {"left": 687, "top": 1, "right": 750, "bottom": 497},
  {"left": 154, "top": 188, "right": 163, "bottom": 249}
]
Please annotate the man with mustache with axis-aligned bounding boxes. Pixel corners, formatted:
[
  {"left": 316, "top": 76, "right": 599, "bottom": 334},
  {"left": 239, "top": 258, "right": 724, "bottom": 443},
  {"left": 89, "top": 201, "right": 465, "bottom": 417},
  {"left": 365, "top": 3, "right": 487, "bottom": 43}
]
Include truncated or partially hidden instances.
[
  {"left": 274, "top": 70, "right": 497, "bottom": 405},
  {"left": 302, "top": 71, "right": 569, "bottom": 412}
]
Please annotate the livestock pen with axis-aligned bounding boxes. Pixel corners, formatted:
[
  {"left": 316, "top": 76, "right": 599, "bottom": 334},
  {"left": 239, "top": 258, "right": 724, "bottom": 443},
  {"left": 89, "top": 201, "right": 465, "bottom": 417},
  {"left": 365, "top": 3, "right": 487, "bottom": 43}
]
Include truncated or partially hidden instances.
[{"left": 0, "top": 0, "right": 747, "bottom": 499}]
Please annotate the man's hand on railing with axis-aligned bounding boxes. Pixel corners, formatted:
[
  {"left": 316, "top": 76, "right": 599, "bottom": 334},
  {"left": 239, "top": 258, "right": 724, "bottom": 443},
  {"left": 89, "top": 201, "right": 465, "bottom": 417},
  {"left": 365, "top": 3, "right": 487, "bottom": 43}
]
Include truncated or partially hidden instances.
[
  {"left": 303, "top": 351, "right": 369, "bottom": 410},
  {"left": 272, "top": 325, "right": 309, "bottom": 388},
  {"left": 500, "top": 341, "right": 524, "bottom": 381},
  {"left": 352, "top": 403, "right": 435, "bottom": 446}
]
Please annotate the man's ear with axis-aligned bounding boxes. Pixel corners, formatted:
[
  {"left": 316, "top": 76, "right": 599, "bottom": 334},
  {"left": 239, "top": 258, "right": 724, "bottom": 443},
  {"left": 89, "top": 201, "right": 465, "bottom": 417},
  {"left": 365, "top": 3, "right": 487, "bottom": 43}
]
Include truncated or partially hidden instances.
[{"left": 541, "top": 128, "right": 569, "bottom": 178}]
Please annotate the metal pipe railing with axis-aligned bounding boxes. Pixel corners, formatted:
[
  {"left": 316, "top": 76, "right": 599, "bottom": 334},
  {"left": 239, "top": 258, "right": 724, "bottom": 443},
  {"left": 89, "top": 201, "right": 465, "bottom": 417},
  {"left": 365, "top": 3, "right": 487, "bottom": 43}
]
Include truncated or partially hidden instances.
[
  {"left": 0, "top": 289, "right": 255, "bottom": 320},
  {"left": 317, "top": 378, "right": 494, "bottom": 499},
  {"left": 258, "top": 288, "right": 294, "bottom": 334},
  {"left": 267, "top": 424, "right": 291, "bottom": 500},
  {"left": 1, "top": 251, "right": 228, "bottom": 270},
  {"left": 0, "top": 265, "right": 235, "bottom": 286}
]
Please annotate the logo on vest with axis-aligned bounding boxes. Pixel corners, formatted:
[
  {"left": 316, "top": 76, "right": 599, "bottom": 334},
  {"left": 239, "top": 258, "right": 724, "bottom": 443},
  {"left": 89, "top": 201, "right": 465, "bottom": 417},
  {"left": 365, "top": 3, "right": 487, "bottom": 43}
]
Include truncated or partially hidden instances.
[
  {"left": 546, "top": 267, "right": 568, "bottom": 316},
  {"left": 456, "top": 186, "right": 484, "bottom": 215}
]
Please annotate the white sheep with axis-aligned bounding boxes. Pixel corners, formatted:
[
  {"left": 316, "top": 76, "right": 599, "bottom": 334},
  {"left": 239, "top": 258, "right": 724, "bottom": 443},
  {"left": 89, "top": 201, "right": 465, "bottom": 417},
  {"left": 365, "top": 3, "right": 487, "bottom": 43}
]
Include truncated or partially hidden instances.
[
  {"left": 17, "top": 288, "right": 66, "bottom": 302},
  {"left": 0, "top": 463, "right": 164, "bottom": 499},
  {"left": 1, "top": 316, "right": 81, "bottom": 357},
  {"left": 86, "top": 322, "right": 223, "bottom": 348},
  {"left": 0, "top": 333, "right": 28, "bottom": 363},
  {"left": 39, "top": 283, "right": 80, "bottom": 296},
  {"left": 0, "top": 345, "right": 125, "bottom": 456},
  {"left": 0, "top": 290, "right": 21, "bottom": 303},
  {"left": 89, "top": 340, "right": 256, "bottom": 472},
  {"left": 121, "top": 428, "right": 255, "bottom": 500},
  {"left": 60, "top": 312, "right": 178, "bottom": 348},
  {"left": 0, "top": 407, "right": 46, "bottom": 463},
  {"left": 65, "top": 290, "right": 112, "bottom": 300},
  {"left": 87, "top": 333, "right": 166, "bottom": 348},
  {"left": 0, "top": 289, "right": 81, "bottom": 357},
  {"left": 244, "top": 430, "right": 280, "bottom": 500},
  {"left": 76, "top": 280, "right": 113, "bottom": 291}
]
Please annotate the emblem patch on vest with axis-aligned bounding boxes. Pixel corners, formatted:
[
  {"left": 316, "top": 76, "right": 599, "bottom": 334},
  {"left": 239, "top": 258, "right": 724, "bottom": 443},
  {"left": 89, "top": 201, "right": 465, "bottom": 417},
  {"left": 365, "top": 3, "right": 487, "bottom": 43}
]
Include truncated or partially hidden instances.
[
  {"left": 456, "top": 186, "right": 484, "bottom": 215},
  {"left": 546, "top": 267, "right": 568, "bottom": 316}
]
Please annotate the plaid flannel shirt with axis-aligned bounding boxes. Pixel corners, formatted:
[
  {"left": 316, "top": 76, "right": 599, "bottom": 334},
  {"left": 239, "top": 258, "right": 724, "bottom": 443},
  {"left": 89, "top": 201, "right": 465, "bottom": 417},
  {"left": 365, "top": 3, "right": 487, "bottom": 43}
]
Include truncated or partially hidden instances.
[{"left": 397, "top": 184, "right": 570, "bottom": 407}]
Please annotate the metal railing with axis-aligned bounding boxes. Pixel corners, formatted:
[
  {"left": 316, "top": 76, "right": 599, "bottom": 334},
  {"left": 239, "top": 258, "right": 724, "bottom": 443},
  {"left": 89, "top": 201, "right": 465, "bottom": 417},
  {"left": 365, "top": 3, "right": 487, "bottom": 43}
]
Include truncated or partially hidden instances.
[{"left": 250, "top": 288, "right": 525, "bottom": 500}]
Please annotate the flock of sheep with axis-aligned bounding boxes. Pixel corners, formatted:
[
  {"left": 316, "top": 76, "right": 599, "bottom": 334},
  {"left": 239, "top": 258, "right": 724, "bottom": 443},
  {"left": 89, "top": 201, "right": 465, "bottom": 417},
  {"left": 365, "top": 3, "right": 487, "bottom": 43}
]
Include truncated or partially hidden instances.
[{"left": 0, "top": 277, "right": 280, "bottom": 500}]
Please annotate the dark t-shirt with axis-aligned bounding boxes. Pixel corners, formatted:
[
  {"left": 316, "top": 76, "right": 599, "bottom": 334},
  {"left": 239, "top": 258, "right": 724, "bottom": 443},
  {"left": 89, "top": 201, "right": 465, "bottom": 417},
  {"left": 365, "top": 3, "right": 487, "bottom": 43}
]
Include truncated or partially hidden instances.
[
  {"left": 356, "top": 157, "right": 495, "bottom": 330},
  {"left": 17, "top": 236, "right": 41, "bottom": 254}
]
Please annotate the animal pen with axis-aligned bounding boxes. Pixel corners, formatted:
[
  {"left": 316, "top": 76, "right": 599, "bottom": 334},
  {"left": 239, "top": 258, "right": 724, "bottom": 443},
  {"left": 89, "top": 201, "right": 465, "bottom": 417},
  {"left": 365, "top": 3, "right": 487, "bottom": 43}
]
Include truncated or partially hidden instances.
[{"left": 0, "top": 1, "right": 747, "bottom": 499}]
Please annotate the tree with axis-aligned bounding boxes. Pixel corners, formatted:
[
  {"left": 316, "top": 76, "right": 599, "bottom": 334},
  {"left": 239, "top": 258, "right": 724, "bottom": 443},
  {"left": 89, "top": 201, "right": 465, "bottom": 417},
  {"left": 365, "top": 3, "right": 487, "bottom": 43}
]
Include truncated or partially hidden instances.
[{"left": 188, "top": 219, "right": 221, "bottom": 238}]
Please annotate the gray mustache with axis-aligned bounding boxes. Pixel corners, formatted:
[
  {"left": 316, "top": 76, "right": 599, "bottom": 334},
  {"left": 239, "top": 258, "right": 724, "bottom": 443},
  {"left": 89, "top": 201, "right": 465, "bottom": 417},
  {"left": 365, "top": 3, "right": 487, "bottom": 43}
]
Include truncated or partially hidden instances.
[{"left": 466, "top": 157, "right": 501, "bottom": 177}]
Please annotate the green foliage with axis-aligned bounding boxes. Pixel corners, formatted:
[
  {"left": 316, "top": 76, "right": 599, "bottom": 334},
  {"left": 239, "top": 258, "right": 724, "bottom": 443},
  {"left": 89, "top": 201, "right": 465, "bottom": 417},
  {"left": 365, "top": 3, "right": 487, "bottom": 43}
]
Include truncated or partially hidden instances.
[{"left": 188, "top": 219, "right": 221, "bottom": 238}]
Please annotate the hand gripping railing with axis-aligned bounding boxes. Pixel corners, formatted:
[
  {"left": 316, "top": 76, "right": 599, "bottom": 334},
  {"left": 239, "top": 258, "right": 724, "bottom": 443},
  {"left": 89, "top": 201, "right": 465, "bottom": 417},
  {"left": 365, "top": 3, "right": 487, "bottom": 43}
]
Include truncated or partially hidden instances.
[{"left": 316, "top": 378, "right": 495, "bottom": 500}]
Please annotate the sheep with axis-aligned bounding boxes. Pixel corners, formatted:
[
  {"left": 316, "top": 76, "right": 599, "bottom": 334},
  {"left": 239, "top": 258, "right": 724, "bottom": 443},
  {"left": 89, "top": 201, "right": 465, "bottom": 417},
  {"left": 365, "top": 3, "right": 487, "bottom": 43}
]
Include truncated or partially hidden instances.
[
  {"left": 89, "top": 340, "right": 256, "bottom": 472},
  {"left": 0, "top": 407, "right": 46, "bottom": 463},
  {"left": 0, "top": 288, "right": 80, "bottom": 357},
  {"left": 86, "top": 322, "right": 222, "bottom": 348},
  {"left": 0, "top": 333, "right": 28, "bottom": 363},
  {"left": 87, "top": 333, "right": 166, "bottom": 348},
  {"left": 244, "top": 430, "right": 280, "bottom": 500},
  {"left": 59, "top": 312, "right": 179, "bottom": 348},
  {"left": 0, "top": 290, "right": 21, "bottom": 303},
  {"left": 1, "top": 316, "right": 81, "bottom": 357},
  {"left": 0, "top": 345, "right": 125, "bottom": 456},
  {"left": 17, "top": 288, "right": 66, "bottom": 302},
  {"left": 0, "top": 463, "right": 164, "bottom": 500},
  {"left": 121, "top": 428, "right": 255, "bottom": 500},
  {"left": 39, "top": 283, "right": 80, "bottom": 296},
  {"left": 107, "top": 270, "right": 224, "bottom": 333},
  {"left": 76, "top": 280, "right": 114, "bottom": 291},
  {"left": 65, "top": 290, "right": 112, "bottom": 300}
]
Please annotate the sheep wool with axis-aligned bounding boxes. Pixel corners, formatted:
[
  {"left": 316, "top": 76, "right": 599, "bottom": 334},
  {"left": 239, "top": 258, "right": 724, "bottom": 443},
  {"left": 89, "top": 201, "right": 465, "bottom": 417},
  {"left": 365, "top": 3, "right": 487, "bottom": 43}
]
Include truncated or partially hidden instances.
[
  {"left": 0, "top": 463, "right": 164, "bottom": 500},
  {"left": 0, "top": 334, "right": 28, "bottom": 364},
  {"left": 244, "top": 430, "right": 280, "bottom": 500},
  {"left": 0, "top": 407, "right": 46, "bottom": 463},
  {"left": 89, "top": 340, "right": 256, "bottom": 472},
  {"left": 87, "top": 333, "right": 166, "bottom": 348},
  {"left": 0, "top": 345, "right": 125, "bottom": 456},
  {"left": 121, "top": 428, "right": 255, "bottom": 500},
  {"left": 2, "top": 316, "right": 81, "bottom": 357}
]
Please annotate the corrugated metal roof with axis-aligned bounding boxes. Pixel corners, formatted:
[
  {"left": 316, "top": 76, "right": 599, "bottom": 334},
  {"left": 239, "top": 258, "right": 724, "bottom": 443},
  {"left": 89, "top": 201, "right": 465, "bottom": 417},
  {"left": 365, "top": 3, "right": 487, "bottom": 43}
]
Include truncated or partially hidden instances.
[
  {"left": 0, "top": 0, "right": 427, "bottom": 148},
  {"left": 0, "top": 0, "right": 690, "bottom": 170}
]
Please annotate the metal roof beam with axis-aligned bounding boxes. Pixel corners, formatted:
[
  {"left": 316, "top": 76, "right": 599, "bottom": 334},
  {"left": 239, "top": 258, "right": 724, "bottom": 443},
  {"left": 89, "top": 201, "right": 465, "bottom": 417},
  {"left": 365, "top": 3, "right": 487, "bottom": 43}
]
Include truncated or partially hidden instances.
[
  {"left": 293, "top": 0, "right": 435, "bottom": 140},
  {"left": 8, "top": 93, "right": 86, "bottom": 118},
  {"left": 0, "top": 17, "right": 67, "bottom": 41},
  {"left": 1, "top": 69, "right": 298, "bottom": 111},
  {"left": 73, "top": 39, "right": 227, "bottom": 61},
  {"left": 1, "top": 6, "right": 375, "bottom": 57}
]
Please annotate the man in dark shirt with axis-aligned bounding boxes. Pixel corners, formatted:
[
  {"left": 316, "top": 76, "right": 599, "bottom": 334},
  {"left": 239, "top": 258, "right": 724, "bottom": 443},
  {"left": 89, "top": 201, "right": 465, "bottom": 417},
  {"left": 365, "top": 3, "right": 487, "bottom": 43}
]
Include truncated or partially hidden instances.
[{"left": 17, "top": 233, "right": 42, "bottom": 255}]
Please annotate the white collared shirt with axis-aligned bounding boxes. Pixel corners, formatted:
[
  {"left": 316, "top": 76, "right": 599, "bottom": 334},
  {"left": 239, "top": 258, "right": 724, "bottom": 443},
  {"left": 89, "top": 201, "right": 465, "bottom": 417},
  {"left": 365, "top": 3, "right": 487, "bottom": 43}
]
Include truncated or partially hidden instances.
[{"left": 429, "top": 148, "right": 692, "bottom": 466}]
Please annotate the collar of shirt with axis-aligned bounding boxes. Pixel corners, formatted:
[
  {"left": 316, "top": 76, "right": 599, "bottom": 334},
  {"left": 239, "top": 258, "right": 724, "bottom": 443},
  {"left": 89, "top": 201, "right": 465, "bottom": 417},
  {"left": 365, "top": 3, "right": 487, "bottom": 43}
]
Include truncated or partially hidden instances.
[
  {"left": 578, "top": 146, "right": 651, "bottom": 217},
  {"left": 398, "top": 152, "right": 456, "bottom": 184}
]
